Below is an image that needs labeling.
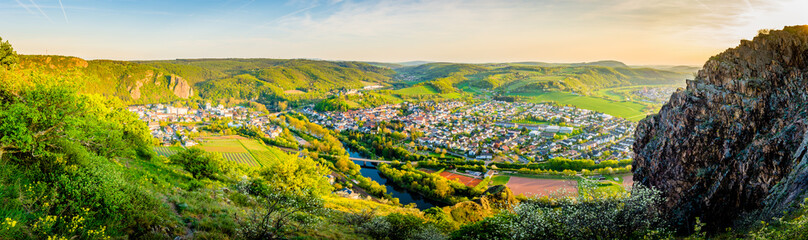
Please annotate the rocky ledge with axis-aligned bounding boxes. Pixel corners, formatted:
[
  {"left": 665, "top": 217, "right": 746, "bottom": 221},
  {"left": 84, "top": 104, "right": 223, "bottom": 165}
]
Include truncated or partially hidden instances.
[{"left": 633, "top": 25, "right": 808, "bottom": 231}]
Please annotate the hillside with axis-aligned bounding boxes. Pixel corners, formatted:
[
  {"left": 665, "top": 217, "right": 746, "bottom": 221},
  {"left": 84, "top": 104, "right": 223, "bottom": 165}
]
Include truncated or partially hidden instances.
[
  {"left": 17, "top": 55, "right": 194, "bottom": 103},
  {"left": 12, "top": 56, "right": 397, "bottom": 104},
  {"left": 394, "top": 61, "right": 689, "bottom": 94},
  {"left": 142, "top": 59, "right": 395, "bottom": 101},
  {"left": 634, "top": 25, "right": 808, "bottom": 232}
]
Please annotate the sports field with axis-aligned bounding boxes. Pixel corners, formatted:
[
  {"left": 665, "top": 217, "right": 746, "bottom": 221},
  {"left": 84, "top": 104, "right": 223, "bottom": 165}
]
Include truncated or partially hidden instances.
[{"left": 506, "top": 176, "right": 578, "bottom": 197}]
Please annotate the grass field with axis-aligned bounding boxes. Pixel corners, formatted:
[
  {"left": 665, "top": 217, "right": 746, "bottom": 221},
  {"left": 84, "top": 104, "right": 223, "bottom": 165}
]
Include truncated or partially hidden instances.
[
  {"left": 491, "top": 175, "right": 511, "bottom": 185},
  {"left": 394, "top": 85, "right": 437, "bottom": 96},
  {"left": 509, "top": 91, "right": 653, "bottom": 121},
  {"left": 390, "top": 85, "right": 464, "bottom": 100}
]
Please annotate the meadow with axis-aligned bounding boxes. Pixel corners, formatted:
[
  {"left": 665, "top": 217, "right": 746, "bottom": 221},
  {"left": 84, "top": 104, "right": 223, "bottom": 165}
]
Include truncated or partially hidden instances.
[
  {"left": 388, "top": 85, "right": 465, "bottom": 100},
  {"left": 508, "top": 91, "right": 654, "bottom": 121}
]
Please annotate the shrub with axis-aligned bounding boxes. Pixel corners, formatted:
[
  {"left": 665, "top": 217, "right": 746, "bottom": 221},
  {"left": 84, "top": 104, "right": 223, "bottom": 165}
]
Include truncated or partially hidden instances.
[{"left": 169, "top": 147, "right": 228, "bottom": 179}]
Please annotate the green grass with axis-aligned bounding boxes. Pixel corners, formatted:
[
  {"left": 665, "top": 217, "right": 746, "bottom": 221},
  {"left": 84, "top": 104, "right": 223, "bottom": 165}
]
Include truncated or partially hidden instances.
[
  {"left": 509, "top": 91, "right": 653, "bottom": 121},
  {"left": 394, "top": 85, "right": 437, "bottom": 96},
  {"left": 490, "top": 175, "right": 511, "bottom": 185},
  {"left": 390, "top": 85, "right": 464, "bottom": 100}
]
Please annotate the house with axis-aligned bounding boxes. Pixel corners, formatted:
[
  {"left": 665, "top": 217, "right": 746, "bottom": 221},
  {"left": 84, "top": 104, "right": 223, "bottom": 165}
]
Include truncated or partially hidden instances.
[
  {"left": 485, "top": 170, "right": 498, "bottom": 178},
  {"left": 559, "top": 127, "right": 574, "bottom": 134}
]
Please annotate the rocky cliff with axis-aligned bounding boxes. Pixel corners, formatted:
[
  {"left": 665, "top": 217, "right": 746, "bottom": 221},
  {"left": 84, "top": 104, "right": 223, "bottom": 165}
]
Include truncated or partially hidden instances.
[
  {"left": 18, "top": 55, "right": 194, "bottom": 102},
  {"left": 633, "top": 25, "right": 808, "bottom": 231},
  {"left": 168, "top": 74, "right": 193, "bottom": 99}
]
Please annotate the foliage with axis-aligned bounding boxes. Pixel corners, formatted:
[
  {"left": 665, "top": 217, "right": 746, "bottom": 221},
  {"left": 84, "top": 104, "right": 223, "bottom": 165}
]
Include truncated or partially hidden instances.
[
  {"left": 358, "top": 213, "right": 447, "bottom": 240},
  {"left": 0, "top": 76, "right": 176, "bottom": 239},
  {"left": 315, "top": 97, "right": 351, "bottom": 112},
  {"left": 377, "top": 163, "right": 480, "bottom": 204},
  {"left": 238, "top": 189, "right": 324, "bottom": 240},
  {"left": 455, "top": 186, "right": 671, "bottom": 240},
  {"left": 0, "top": 36, "right": 17, "bottom": 69},
  {"left": 169, "top": 147, "right": 229, "bottom": 179},
  {"left": 257, "top": 152, "right": 332, "bottom": 196}
]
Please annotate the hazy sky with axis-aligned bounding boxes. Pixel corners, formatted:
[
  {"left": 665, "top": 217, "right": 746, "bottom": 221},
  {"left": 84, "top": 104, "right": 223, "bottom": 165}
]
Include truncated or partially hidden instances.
[{"left": 1, "top": 0, "right": 806, "bottom": 65}]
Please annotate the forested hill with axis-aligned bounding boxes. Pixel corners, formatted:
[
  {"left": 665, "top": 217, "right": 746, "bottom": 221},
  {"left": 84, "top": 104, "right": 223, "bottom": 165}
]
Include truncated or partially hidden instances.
[
  {"left": 15, "top": 55, "right": 689, "bottom": 105},
  {"left": 394, "top": 61, "right": 691, "bottom": 94},
  {"left": 17, "top": 55, "right": 195, "bottom": 103},
  {"left": 14, "top": 56, "right": 396, "bottom": 104},
  {"left": 140, "top": 59, "right": 395, "bottom": 100}
]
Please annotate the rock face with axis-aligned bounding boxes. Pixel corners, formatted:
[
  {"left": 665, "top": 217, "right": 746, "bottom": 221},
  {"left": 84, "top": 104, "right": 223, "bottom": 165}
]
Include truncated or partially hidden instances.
[
  {"left": 633, "top": 26, "right": 808, "bottom": 231},
  {"left": 168, "top": 74, "right": 193, "bottom": 99}
]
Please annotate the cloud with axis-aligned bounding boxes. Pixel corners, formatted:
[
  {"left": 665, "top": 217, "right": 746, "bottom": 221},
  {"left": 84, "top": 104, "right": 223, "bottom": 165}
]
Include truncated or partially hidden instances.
[
  {"left": 58, "top": 0, "right": 68, "bottom": 23},
  {"left": 13, "top": 0, "right": 35, "bottom": 15},
  {"left": 27, "top": 0, "right": 53, "bottom": 22}
]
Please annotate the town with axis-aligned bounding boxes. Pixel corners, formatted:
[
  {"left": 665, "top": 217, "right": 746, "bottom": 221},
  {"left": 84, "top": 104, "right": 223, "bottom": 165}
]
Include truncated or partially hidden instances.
[
  {"left": 302, "top": 100, "right": 636, "bottom": 164},
  {"left": 126, "top": 102, "right": 284, "bottom": 148},
  {"left": 127, "top": 98, "right": 636, "bottom": 165}
]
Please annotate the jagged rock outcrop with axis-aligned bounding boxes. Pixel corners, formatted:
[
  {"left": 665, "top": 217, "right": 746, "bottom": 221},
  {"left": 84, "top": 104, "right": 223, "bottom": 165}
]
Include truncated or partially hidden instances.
[
  {"left": 168, "top": 74, "right": 193, "bottom": 99},
  {"left": 634, "top": 25, "right": 808, "bottom": 231}
]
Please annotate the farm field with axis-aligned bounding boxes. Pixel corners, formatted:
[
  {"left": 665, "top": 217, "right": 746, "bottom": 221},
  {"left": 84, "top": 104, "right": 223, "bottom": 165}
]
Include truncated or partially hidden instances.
[
  {"left": 153, "top": 146, "right": 182, "bottom": 157},
  {"left": 508, "top": 91, "right": 653, "bottom": 121},
  {"left": 195, "top": 136, "right": 268, "bottom": 167},
  {"left": 247, "top": 145, "right": 291, "bottom": 167},
  {"left": 221, "top": 152, "right": 259, "bottom": 167},
  {"left": 506, "top": 176, "right": 578, "bottom": 197}
]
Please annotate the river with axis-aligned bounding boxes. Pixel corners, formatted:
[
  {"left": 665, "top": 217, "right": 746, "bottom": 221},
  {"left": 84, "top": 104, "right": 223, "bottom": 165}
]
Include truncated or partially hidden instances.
[{"left": 345, "top": 147, "right": 444, "bottom": 211}]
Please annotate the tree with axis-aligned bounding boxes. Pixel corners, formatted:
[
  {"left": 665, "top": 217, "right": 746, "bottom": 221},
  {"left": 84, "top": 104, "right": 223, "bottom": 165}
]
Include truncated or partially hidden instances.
[
  {"left": 0, "top": 36, "right": 17, "bottom": 69},
  {"left": 0, "top": 85, "right": 152, "bottom": 164},
  {"left": 277, "top": 101, "right": 288, "bottom": 111},
  {"left": 239, "top": 189, "right": 324, "bottom": 240},
  {"left": 169, "top": 147, "right": 227, "bottom": 179}
]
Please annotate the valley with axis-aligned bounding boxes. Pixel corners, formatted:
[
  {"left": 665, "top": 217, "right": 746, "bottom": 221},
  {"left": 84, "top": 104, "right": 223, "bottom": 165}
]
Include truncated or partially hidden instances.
[{"left": 3, "top": 21, "right": 808, "bottom": 239}]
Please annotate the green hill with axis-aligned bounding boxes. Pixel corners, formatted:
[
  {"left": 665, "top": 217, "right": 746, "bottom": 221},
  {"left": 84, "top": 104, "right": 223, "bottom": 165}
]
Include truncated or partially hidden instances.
[
  {"left": 393, "top": 62, "right": 688, "bottom": 94},
  {"left": 14, "top": 56, "right": 396, "bottom": 104},
  {"left": 17, "top": 55, "right": 195, "bottom": 103}
]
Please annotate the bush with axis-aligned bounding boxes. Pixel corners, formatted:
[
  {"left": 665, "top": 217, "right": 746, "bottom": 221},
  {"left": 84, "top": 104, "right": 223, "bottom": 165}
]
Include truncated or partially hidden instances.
[
  {"left": 169, "top": 147, "right": 228, "bottom": 179},
  {"left": 452, "top": 186, "right": 671, "bottom": 240},
  {"left": 359, "top": 213, "right": 448, "bottom": 240}
]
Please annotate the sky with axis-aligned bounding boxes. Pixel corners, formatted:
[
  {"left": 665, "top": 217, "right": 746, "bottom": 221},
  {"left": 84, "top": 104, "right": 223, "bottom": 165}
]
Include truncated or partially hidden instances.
[{"left": 0, "top": 0, "right": 807, "bottom": 66}]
